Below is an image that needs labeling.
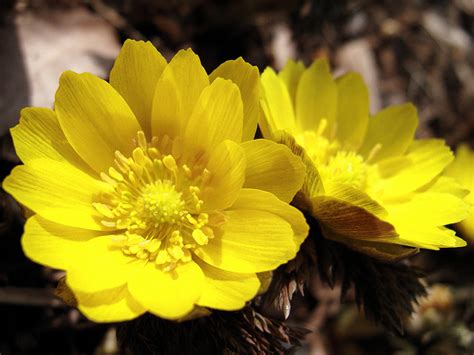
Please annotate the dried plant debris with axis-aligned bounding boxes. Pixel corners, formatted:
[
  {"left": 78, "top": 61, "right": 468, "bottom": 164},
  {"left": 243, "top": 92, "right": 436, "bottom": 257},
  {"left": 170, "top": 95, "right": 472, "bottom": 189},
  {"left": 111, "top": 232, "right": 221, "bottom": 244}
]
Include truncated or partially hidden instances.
[
  {"left": 308, "top": 217, "right": 427, "bottom": 335},
  {"left": 117, "top": 307, "right": 308, "bottom": 355},
  {"left": 259, "top": 214, "right": 427, "bottom": 335},
  {"left": 259, "top": 236, "right": 318, "bottom": 320}
]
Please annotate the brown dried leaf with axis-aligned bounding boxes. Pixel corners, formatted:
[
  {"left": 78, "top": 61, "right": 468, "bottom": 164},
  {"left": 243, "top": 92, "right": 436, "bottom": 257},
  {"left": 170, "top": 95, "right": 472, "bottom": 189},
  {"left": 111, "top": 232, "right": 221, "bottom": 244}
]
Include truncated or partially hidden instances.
[{"left": 54, "top": 276, "right": 77, "bottom": 307}]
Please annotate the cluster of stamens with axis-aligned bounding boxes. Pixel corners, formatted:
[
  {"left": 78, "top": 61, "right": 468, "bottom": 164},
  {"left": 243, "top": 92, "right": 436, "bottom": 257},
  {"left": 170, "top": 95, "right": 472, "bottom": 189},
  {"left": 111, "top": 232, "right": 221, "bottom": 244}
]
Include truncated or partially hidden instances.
[
  {"left": 94, "top": 131, "right": 223, "bottom": 271},
  {"left": 295, "top": 119, "right": 370, "bottom": 190}
]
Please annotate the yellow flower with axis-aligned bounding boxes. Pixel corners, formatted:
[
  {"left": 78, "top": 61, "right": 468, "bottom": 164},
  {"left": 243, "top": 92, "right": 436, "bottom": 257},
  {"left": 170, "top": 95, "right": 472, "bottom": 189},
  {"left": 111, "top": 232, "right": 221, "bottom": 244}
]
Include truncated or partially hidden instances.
[
  {"left": 3, "top": 40, "right": 308, "bottom": 322},
  {"left": 260, "top": 59, "right": 468, "bottom": 260},
  {"left": 444, "top": 144, "right": 474, "bottom": 239}
]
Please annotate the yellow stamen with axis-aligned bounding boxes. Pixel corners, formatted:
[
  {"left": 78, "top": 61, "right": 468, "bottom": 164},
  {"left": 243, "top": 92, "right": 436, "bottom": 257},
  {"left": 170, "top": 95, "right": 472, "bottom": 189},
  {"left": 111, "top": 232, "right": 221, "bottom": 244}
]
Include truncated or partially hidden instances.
[{"left": 96, "top": 131, "right": 215, "bottom": 271}]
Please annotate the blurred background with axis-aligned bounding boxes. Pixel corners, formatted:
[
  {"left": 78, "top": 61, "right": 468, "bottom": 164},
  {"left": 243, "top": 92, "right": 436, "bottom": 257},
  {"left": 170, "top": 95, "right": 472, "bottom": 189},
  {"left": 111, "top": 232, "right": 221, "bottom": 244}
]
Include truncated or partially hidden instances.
[{"left": 0, "top": 0, "right": 473, "bottom": 354}]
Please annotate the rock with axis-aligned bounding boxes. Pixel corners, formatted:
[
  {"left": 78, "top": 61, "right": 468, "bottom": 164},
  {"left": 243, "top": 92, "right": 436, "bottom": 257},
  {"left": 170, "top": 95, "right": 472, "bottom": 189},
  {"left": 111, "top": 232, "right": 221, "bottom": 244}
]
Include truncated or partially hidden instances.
[{"left": 0, "top": 7, "right": 120, "bottom": 134}]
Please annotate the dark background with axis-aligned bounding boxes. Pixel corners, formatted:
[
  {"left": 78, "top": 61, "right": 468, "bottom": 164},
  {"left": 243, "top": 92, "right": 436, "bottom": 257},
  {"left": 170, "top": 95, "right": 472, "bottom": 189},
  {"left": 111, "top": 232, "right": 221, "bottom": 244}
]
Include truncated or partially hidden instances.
[{"left": 0, "top": 1, "right": 473, "bottom": 354}]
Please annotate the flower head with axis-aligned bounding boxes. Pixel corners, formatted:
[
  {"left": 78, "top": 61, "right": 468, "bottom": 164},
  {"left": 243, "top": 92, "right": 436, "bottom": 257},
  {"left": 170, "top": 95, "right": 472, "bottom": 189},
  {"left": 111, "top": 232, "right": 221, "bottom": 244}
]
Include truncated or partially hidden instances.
[
  {"left": 3, "top": 40, "right": 308, "bottom": 322},
  {"left": 444, "top": 144, "right": 474, "bottom": 240},
  {"left": 260, "top": 59, "right": 468, "bottom": 260}
]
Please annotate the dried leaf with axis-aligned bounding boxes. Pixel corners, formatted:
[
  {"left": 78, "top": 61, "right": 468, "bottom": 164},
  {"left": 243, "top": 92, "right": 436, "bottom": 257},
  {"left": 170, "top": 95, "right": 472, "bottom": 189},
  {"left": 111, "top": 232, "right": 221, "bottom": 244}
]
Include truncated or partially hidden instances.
[
  {"left": 117, "top": 307, "right": 308, "bottom": 355},
  {"left": 311, "top": 217, "right": 427, "bottom": 334},
  {"left": 259, "top": 236, "right": 318, "bottom": 319},
  {"left": 54, "top": 276, "right": 77, "bottom": 307}
]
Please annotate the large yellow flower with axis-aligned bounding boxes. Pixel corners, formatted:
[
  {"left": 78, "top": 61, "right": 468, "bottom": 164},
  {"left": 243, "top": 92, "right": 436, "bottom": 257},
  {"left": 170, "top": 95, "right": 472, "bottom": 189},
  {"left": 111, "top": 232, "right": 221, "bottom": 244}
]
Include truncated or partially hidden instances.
[
  {"left": 3, "top": 40, "right": 308, "bottom": 322},
  {"left": 444, "top": 144, "right": 474, "bottom": 240},
  {"left": 260, "top": 59, "right": 468, "bottom": 260}
]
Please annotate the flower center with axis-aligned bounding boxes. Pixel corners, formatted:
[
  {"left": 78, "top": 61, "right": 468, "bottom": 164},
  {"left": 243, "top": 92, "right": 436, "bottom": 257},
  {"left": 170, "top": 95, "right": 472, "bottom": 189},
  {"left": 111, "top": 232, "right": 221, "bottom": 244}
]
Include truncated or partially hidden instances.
[
  {"left": 318, "top": 151, "right": 368, "bottom": 189},
  {"left": 295, "top": 119, "right": 369, "bottom": 190},
  {"left": 141, "top": 181, "right": 185, "bottom": 224},
  {"left": 93, "top": 131, "right": 224, "bottom": 271}
]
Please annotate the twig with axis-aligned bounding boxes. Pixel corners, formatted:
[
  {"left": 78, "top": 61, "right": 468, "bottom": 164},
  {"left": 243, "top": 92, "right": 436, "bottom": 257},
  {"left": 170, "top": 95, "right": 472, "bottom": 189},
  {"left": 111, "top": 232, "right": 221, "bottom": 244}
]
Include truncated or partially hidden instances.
[{"left": 0, "top": 287, "right": 65, "bottom": 307}]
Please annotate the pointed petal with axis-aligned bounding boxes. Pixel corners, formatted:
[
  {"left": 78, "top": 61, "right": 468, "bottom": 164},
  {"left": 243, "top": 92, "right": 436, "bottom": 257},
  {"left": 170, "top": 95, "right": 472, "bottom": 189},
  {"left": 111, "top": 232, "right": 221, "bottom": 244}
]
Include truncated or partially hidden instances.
[
  {"left": 210, "top": 57, "right": 260, "bottom": 141},
  {"left": 184, "top": 78, "right": 243, "bottom": 154},
  {"left": 196, "top": 260, "right": 260, "bottom": 311},
  {"left": 391, "top": 226, "right": 466, "bottom": 249},
  {"left": 128, "top": 261, "right": 204, "bottom": 320},
  {"left": 445, "top": 144, "right": 474, "bottom": 204},
  {"left": 359, "top": 103, "right": 418, "bottom": 162},
  {"left": 385, "top": 191, "right": 469, "bottom": 227},
  {"left": 55, "top": 71, "right": 141, "bottom": 173},
  {"left": 3, "top": 159, "right": 111, "bottom": 230},
  {"left": 278, "top": 59, "right": 305, "bottom": 107},
  {"left": 260, "top": 67, "right": 296, "bottom": 135},
  {"left": 242, "top": 139, "right": 305, "bottom": 202},
  {"left": 295, "top": 59, "right": 337, "bottom": 132},
  {"left": 151, "top": 49, "right": 209, "bottom": 140},
  {"left": 335, "top": 72, "right": 369, "bottom": 150},
  {"left": 110, "top": 39, "right": 167, "bottom": 137},
  {"left": 373, "top": 139, "right": 454, "bottom": 200}
]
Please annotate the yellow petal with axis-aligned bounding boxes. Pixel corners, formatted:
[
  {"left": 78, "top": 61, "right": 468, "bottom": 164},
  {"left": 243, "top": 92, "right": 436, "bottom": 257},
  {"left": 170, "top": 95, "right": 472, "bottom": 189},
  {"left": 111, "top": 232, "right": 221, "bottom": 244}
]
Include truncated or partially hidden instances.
[
  {"left": 76, "top": 285, "right": 146, "bottom": 323},
  {"left": 202, "top": 140, "right": 246, "bottom": 211},
  {"left": 242, "top": 139, "right": 305, "bottom": 202},
  {"left": 257, "top": 271, "right": 273, "bottom": 295},
  {"left": 66, "top": 236, "right": 132, "bottom": 293},
  {"left": 392, "top": 226, "right": 466, "bottom": 249},
  {"left": 184, "top": 78, "right": 243, "bottom": 154},
  {"left": 11, "top": 108, "right": 93, "bottom": 174},
  {"left": 230, "top": 188, "right": 309, "bottom": 247},
  {"left": 359, "top": 103, "right": 418, "bottom": 162},
  {"left": 196, "top": 260, "right": 260, "bottom": 311},
  {"left": 335, "top": 72, "right": 369, "bottom": 150},
  {"left": 278, "top": 59, "right": 305, "bottom": 107},
  {"left": 295, "top": 59, "right": 337, "bottom": 132},
  {"left": 260, "top": 67, "right": 296, "bottom": 135},
  {"left": 110, "top": 39, "right": 167, "bottom": 137},
  {"left": 385, "top": 191, "right": 469, "bottom": 227},
  {"left": 3, "top": 159, "right": 111, "bottom": 230},
  {"left": 55, "top": 71, "right": 141, "bottom": 173},
  {"left": 23, "top": 216, "right": 133, "bottom": 298},
  {"left": 151, "top": 48, "right": 209, "bottom": 140},
  {"left": 22, "top": 215, "right": 104, "bottom": 270},
  {"left": 210, "top": 57, "right": 260, "bottom": 141},
  {"left": 373, "top": 139, "right": 453, "bottom": 200},
  {"left": 459, "top": 210, "right": 474, "bottom": 240},
  {"left": 195, "top": 209, "right": 299, "bottom": 273},
  {"left": 271, "top": 130, "right": 325, "bottom": 208},
  {"left": 128, "top": 261, "right": 204, "bottom": 320},
  {"left": 443, "top": 144, "right": 474, "bottom": 239},
  {"left": 445, "top": 144, "right": 474, "bottom": 204},
  {"left": 423, "top": 176, "right": 469, "bottom": 200},
  {"left": 445, "top": 144, "right": 474, "bottom": 177}
]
